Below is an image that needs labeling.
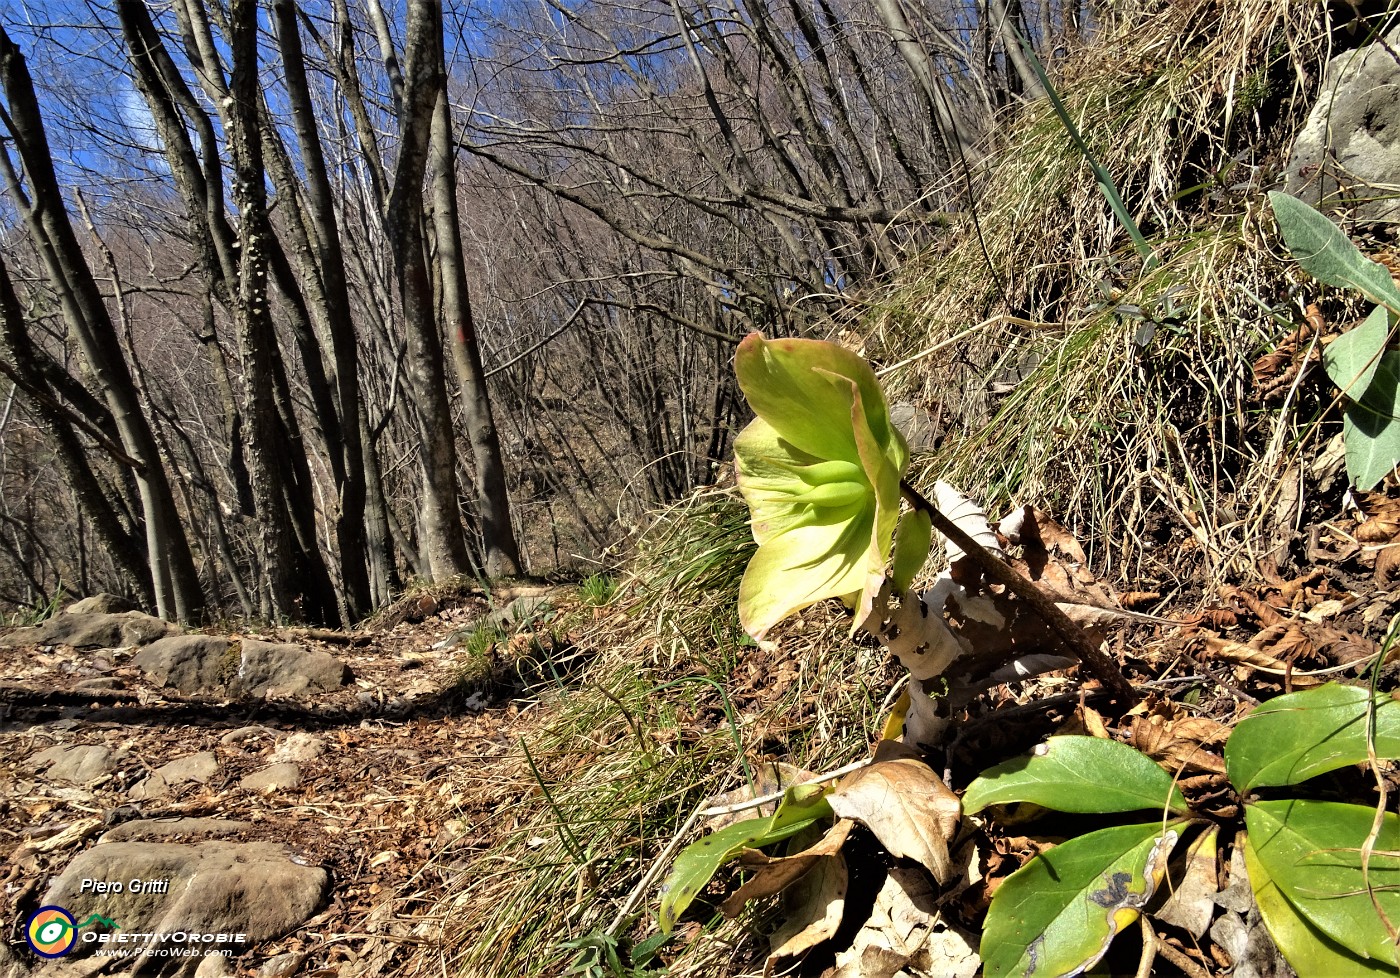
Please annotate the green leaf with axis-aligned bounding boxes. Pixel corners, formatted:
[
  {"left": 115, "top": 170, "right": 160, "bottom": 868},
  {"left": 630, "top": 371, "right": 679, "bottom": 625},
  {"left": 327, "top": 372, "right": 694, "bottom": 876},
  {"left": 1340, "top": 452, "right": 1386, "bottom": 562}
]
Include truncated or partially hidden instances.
[
  {"left": 962, "top": 736, "right": 1190, "bottom": 816},
  {"left": 733, "top": 334, "right": 908, "bottom": 638},
  {"left": 1343, "top": 345, "right": 1400, "bottom": 490},
  {"left": 1244, "top": 831, "right": 1386, "bottom": 977},
  {"left": 891, "top": 510, "right": 932, "bottom": 591},
  {"left": 1324, "top": 305, "right": 1394, "bottom": 401},
  {"left": 1225, "top": 683, "right": 1400, "bottom": 793},
  {"left": 1319, "top": 305, "right": 1400, "bottom": 489},
  {"left": 658, "top": 783, "right": 832, "bottom": 934},
  {"left": 1270, "top": 192, "right": 1400, "bottom": 313},
  {"left": 1246, "top": 799, "right": 1400, "bottom": 963},
  {"left": 981, "top": 821, "right": 1180, "bottom": 978}
]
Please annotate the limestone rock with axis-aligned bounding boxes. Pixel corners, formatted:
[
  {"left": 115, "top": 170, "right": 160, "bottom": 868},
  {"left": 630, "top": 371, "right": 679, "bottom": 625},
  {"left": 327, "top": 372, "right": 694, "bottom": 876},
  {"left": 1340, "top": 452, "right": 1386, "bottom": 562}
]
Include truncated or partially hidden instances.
[
  {"left": 41, "top": 840, "right": 327, "bottom": 970},
  {"left": 101, "top": 819, "right": 252, "bottom": 843},
  {"left": 236, "top": 640, "right": 350, "bottom": 697},
  {"left": 0, "top": 612, "right": 176, "bottom": 650},
  {"left": 130, "top": 636, "right": 237, "bottom": 693},
  {"left": 239, "top": 763, "right": 301, "bottom": 793},
  {"left": 270, "top": 733, "right": 324, "bottom": 764},
  {"left": 0, "top": 940, "right": 30, "bottom": 978},
  {"left": 131, "top": 637, "right": 350, "bottom": 698},
  {"left": 129, "top": 752, "right": 218, "bottom": 801},
  {"left": 1286, "top": 26, "right": 1400, "bottom": 223},
  {"left": 29, "top": 744, "right": 120, "bottom": 784},
  {"left": 65, "top": 594, "right": 139, "bottom": 615}
]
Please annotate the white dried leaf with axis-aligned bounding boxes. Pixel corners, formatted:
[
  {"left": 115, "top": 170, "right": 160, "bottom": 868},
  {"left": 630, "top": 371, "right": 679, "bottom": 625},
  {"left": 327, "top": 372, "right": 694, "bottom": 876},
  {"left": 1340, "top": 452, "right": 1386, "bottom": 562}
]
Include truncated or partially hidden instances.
[{"left": 932, "top": 482, "right": 1000, "bottom": 566}]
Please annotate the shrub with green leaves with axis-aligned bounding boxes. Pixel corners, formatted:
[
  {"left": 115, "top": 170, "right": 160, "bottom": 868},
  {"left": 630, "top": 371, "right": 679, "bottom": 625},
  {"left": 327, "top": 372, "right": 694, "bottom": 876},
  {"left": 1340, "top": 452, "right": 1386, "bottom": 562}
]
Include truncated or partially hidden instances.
[
  {"left": 967, "top": 682, "right": 1400, "bottom": 977},
  {"left": 1271, "top": 191, "right": 1400, "bottom": 490}
]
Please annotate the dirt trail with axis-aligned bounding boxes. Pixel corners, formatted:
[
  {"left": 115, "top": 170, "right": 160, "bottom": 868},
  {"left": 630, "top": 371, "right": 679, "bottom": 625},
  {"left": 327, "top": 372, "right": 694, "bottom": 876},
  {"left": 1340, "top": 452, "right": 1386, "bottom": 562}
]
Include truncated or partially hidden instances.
[{"left": 0, "top": 588, "right": 549, "bottom": 977}]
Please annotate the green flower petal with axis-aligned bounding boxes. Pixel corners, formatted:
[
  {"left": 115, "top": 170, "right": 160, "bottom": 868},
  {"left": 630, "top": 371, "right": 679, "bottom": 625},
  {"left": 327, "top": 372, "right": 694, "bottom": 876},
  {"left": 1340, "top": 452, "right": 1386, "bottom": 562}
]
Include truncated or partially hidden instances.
[{"left": 733, "top": 334, "right": 909, "bottom": 638}]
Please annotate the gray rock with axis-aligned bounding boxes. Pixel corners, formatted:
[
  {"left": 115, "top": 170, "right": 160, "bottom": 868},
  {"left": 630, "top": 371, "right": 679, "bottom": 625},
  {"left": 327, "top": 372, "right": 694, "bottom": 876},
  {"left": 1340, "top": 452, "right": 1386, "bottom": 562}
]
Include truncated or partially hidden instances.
[
  {"left": 270, "top": 733, "right": 324, "bottom": 764},
  {"left": 41, "top": 840, "right": 327, "bottom": 971},
  {"left": 130, "top": 636, "right": 237, "bottom": 693},
  {"left": 129, "top": 752, "right": 218, "bottom": 801},
  {"left": 132, "top": 637, "right": 349, "bottom": 698},
  {"left": 71, "top": 677, "right": 124, "bottom": 692},
  {"left": 487, "top": 593, "right": 554, "bottom": 630},
  {"left": 29, "top": 744, "right": 119, "bottom": 784},
  {"left": 0, "top": 941, "right": 29, "bottom": 978},
  {"left": 66, "top": 593, "right": 138, "bottom": 615},
  {"left": 219, "top": 725, "right": 274, "bottom": 746},
  {"left": 101, "top": 818, "right": 252, "bottom": 843},
  {"left": 239, "top": 763, "right": 302, "bottom": 793},
  {"left": 1286, "top": 26, "right": 1400, "bottom": 223},
  {"left": 235, "top": 640, "right": 350, "bottom": 697},
  {"left": 0, "top": 612, "right": 176, "bottom": 649},
  {"left": 255, "top": 951, "right": 305, "bottom": 978}
]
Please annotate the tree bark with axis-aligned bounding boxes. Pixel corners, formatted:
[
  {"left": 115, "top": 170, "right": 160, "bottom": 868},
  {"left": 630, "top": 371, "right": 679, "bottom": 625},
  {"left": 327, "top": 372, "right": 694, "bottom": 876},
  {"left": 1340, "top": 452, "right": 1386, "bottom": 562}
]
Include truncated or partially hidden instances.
[
  {"left": 0, "top": 25, "right": 204, "bottom": 622},
  {"left": 430, "top": 90, "right": 522, "bottom": 578},
  {"left": 384, "top": 0, "right": 470, "bottom": 580}
]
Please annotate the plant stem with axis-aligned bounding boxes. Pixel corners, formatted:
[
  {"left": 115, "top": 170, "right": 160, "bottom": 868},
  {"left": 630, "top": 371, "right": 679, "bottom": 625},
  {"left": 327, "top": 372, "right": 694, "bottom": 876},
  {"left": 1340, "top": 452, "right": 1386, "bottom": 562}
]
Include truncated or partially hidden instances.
[{"left": 899, "top": 479, "right": 1137, "bottom": 708}]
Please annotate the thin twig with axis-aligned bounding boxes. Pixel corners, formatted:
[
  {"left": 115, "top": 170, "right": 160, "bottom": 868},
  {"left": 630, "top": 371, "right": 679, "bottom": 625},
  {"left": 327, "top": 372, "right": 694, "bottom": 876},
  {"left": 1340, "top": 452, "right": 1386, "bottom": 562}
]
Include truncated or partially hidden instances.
[
  {"left": 900, "top": 479, "right": 1137, "bottom": 708},
  {"left": 1148, "top": 927, "right": 1213, "bottom": 978}
]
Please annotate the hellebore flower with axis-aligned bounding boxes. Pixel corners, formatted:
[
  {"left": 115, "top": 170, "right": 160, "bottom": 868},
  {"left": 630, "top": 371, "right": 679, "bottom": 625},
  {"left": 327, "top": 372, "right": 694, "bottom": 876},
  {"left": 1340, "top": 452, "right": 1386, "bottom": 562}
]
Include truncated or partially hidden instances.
[{"left": 733, "top": 333, "right": 908, "bottom": 638}]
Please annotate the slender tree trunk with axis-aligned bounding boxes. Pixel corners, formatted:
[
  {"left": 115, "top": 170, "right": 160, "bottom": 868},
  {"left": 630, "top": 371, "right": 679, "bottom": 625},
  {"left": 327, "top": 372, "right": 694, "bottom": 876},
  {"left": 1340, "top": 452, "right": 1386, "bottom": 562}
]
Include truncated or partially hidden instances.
[
  {"left": 224, "top": 0, "right": 299, "bottom": 621},
  {"left": 0, "top": 26, "right": 203, "bottom": 622},
  {"left": 430, "top": 90, "right": 522, "bottom": 577},
  {"left": 384, "top": 0, "right": 470, "bottom": 580},
  {"left": 273, "top": 0, "right": 373, "bottom": 619}
]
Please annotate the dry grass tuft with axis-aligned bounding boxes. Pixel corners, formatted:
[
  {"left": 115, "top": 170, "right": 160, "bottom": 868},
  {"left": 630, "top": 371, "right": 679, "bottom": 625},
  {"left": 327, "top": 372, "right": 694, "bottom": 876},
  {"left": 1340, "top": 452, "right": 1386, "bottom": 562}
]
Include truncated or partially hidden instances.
[
  {"left": 417, "top": 489, "right": 889, "bottom": 977},
  {"left": 867, "top": 0, "right": 1343, "bottom": 591}
]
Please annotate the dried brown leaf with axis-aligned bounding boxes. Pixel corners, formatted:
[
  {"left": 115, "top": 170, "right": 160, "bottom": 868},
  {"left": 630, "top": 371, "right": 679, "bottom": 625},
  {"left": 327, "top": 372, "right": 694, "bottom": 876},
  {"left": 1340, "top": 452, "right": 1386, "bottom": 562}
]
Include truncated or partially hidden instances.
[
  {"left": 765, "top": 841, "right": 849, "bottom": 968},
  {"left": 829, "top": 758, "right": 961, "bottom": 883},
  {"left": 721, "top": 819, "right": 854, "bottom": 916},
  {"left": 1128, "top": 715, "right": 1229, "bottom": 776},
  {"left": 1155, "top": 825, "right": 1220, "bottom": 939}
]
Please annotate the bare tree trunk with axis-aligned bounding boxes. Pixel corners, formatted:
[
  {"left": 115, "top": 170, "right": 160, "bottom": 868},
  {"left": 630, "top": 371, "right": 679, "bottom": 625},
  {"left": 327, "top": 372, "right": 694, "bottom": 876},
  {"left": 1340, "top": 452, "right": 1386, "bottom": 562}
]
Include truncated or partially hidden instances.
[
  {"left": 867, "top": 0, "right": 978, "bottom": 163},
  {"left": 431, "top": 90, "right": 522, "bottom": 577},
  {"left": 0, "top": 255, "right": 154, "bottom": 606},
  {"left": 273, "top": 0, "right": 373, "bottom": 619},
  {"left": 384, "top": 0, "right": 470, "bottom": 580},
  {"left": 0, "top": 26, "right": 204, "bottom": 622},
  {"left": 224, "top": 0, "right": 299, "bottom": 621}
]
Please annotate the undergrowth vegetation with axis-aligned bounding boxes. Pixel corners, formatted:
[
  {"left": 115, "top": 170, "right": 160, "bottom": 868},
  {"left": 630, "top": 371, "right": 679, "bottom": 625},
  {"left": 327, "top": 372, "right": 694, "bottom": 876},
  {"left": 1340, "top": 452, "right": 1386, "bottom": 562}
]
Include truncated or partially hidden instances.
[
  {"left": 418, "top": 2, "right": 1400, "bottom": 976},
  {"left": 432, "top": 491, "right": 894, "bottom": 976}
]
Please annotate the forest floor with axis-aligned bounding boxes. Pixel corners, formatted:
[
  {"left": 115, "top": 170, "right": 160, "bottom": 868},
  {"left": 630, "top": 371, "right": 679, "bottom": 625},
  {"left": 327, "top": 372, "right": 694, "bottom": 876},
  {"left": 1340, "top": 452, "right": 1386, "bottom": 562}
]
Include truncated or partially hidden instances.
[
  {"left": 5, "top": 483, "right": 1400, "bottom": 978},
  {"left": 0, "top": 583, "right": 580, "bottom": 977}
]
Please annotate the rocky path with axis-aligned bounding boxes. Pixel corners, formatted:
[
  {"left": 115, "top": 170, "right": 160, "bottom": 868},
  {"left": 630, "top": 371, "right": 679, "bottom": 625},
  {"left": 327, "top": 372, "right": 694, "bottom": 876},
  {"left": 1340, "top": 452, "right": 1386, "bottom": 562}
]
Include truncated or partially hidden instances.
[{"left": 0, "top": 590, "right": 559, "bottom": 977}]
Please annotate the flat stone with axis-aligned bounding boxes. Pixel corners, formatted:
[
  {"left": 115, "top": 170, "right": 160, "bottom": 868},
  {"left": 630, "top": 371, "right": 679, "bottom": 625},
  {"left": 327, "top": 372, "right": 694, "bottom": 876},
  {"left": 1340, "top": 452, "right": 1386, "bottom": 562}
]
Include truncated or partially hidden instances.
[
  {"left": 236, "top": 640, "right": 350, "bottom": 697},
  {"left": 66, "top": 593, "right": 138, "bottom": 615},
  {"left": 29, "top": 744, "right": 119, "bottom": 784},
  {"left": 219, "top": 725, "right": 275, "bottom": 746},
  {"left": 101, "top": 818, "right": 253, "bottom": 843},
  {"left": 41, "top": 840, "right": 327, "bottom": 971},
  {"left": 0, "top": 611, "right": 176, "bottom": 649},
  {"left": 0, "top": 941, "right": 29, "bottom": 978},
  {"left": 131, "top": 637, "right": 350, "bottom": 698},
  {"left": 129, "top": 752, "right": 218, "bottom": 801},
  {"left": 239, "top": 762, "right": 301, "bottom": 793},
  {"left": 72, "top": 677, "right": 124, "bottom": 692},
  {"left": 255, "top": 951, "right": 305, "bottom": 978},
  {"left": 487, "top": 593, "right": 555, "bottom": 630},
  {"left": 1286, "top": 25, "right": 1400, "bottom": 223},
  {"left": 130, "top": 636, "right": 237, "bottom": 693},
  {"left": 271, "top": 733, "right": 324, "bottom": 764}
]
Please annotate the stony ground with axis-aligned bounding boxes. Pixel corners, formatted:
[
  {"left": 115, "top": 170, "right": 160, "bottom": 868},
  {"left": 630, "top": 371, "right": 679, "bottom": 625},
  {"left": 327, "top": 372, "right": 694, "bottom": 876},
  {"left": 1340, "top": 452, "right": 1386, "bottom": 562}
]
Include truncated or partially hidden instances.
[{"left": 0, "top": 586, "right": 566, "bottom": 978}]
